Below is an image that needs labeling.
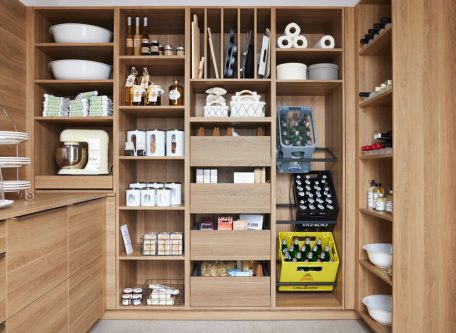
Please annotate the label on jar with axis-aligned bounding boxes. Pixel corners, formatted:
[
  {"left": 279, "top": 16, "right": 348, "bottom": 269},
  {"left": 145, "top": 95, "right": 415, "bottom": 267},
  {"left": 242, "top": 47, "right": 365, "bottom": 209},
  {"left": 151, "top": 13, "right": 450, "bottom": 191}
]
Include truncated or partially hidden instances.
[
  {"left": 126, "top": 38, "right": 133, "bottom": 48},
  {"left": 150, "top": 45, "right": 159, "bottom": 53},
  {"left": 131, "top": 86, "right": 144, "bottom": 103},
  {"left": 125, "top": 74, "right": 136, "bottom": 87},
  {"left": 368, "top": 192, "right": 374, "bottom": 209},
  {"left": 141, "top": 46, "right": 150, "bottom": 54},
  {"left": 169, "top": 89, "right": 181, "bottom": 101},
  {"left": 386, "top": 200, "right": 393, "bottom": 212},
  {"left": 376, "top": 200, "right": 386, "bottom": 211}
]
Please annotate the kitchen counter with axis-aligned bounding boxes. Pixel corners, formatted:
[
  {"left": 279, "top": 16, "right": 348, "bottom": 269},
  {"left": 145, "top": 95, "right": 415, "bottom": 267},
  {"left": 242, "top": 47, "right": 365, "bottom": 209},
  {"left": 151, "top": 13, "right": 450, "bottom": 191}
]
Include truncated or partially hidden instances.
[{"left": 0, "top": 193, "right": 107, "bottom": 220}]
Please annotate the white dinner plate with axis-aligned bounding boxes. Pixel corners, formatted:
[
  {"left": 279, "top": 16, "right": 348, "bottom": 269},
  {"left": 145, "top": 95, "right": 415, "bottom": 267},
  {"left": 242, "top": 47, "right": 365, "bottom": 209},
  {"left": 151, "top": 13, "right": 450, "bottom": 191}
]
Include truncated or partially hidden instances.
[{"left": 0, "top": 199, "right": 14, "bottom": 208}]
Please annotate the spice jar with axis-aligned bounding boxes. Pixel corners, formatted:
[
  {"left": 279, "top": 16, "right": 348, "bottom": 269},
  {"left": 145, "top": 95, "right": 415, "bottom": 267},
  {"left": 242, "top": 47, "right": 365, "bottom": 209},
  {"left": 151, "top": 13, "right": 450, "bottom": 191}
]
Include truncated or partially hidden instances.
[
  {"left": 146, "top": 84, "right": 164, "bottom": 106},
  {"left": 169, "top": 80, "right": 184, "bottom": 106},
  {"left": 159, "top": 44, "right": 164, "bottom": 55},
  {"left": 164, "top": 44, "right": 174, "bottom": 56},
  {"left": 122, "top": 294, "right": 132, "bottom": 306},
  {"left": 150, "top": 40, "right": 159, "bottom": 55},
  {"left": 176, "top": 46, "right": 185, "bottom": 56}
]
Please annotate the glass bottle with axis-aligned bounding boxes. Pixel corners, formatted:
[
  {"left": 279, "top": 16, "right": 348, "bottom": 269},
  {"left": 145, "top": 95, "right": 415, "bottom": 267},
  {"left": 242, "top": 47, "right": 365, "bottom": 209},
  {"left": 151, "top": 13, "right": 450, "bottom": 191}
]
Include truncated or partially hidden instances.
[
  {"left": 281, "top": 239, "right": 288, "bottom": 254},
  {"left": 141, "top": 17, "right": 150, "bottom": 55},
  {"left": 139, "top": 67, "right": 151, "bottom": 89},
  {"left": 386, "top": 189, "right": 393, "bottom": 213},
  {"left": 133, "top": 17, "right": 141, "bottom": 56},
  {"left": 146, "top": 84, "right": 164, "bottom": 106},
  {"left": 316, "top": 238, "right": 323, "bottom": 256},
  {"left": 376, "top": 193, "right": 386, "bottom": 211},
  {"left": 169, "top": 80, "right": 184, "bottom": 106},
  {"left": 367, "top": 179, "right": 376, "bottom": 209},
  {"left": 124, "top": 67, "right": 138, "bottom": 105},
  {"left": 374, "top": 183, "right": 384, "bottom": 208},
  {"left": 125, "top": 16, "right": 134, "bottom": 55}
]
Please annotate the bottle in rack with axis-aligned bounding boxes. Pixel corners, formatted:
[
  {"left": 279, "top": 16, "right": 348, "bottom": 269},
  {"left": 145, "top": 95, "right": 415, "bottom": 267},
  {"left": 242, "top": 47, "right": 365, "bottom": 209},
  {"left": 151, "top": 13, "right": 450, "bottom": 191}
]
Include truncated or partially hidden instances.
[
  {"left": 169, "top": 80, "right": 184, "bottom": 106},
  {"left": 125, "top": 16, "right": 134, "bottom": 55},
  {"left": 141, "top": 17, "right": 150, "bottom": 56},
  {"left": 125, "top": 67, "right": 138, "bottom": 105},
  {"left": 134, "top": 16, "right": 141, "bottom": 56}
]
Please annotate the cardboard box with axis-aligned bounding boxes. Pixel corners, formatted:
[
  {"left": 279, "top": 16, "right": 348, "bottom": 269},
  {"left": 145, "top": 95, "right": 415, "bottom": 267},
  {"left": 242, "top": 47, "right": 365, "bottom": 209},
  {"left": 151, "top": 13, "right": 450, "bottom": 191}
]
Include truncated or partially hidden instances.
[
  {"left": 204, "top": 169, "right": 211, "bottom": 183},
  {"left": 210, "top": 169, "right": 218, "bottom": 183},
  {"left": 196, "top": 169, "right": 204, "bottom": 183},
  {"left": 234, "top": 172, "right": 255, "bottom": 183}
]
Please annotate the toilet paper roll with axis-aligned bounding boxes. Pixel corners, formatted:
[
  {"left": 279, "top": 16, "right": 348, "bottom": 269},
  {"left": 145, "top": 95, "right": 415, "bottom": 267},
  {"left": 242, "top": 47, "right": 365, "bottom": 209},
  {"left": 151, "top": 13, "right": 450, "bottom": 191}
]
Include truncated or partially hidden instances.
[
  {"left": 313, "top": 35, "right": 336, "bottom": 49},
  {"left": 277, "top": 35, "right": 293, "bottom": 48},
  {"left": 292, "top": 35, "right": 308, "bottom": 48},
  {"left": 284, "top": 22, "right": 301, "bottom": 38}
]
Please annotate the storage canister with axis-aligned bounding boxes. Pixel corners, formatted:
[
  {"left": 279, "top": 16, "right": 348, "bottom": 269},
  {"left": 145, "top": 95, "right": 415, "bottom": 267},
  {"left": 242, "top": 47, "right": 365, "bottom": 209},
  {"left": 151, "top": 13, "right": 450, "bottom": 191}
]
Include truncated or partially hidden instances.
[
  {"left": 126, "top": 185, "right": 141, "bottom": 206},
  {"left": 176, "top": 46, "right": 185, "bottom": 56},
  {"left": 166, "top": 129, "right": 185, "bottom": 157},
  {"left": 308, "top": 63, "right": 339, "bottom": 80},
  {"left": 157, "top": 187, "right": 172, "bottom": 207},
  {"left": 146, "top": 129, "right": 165, "bottom": 156},
  {"left": 140, "top": 187, "right": 156, "bottom": 206},
  {"left": 127, "top": 130, "right": 146, "bottom": 156},
  {"left": 276, "top": 63, "right": 307, "bottom": 80},
  {"left": 166, "top": 182, "right": 182, "bottom": 206},
  {"left": 164, "top": 44, "right": 174, "bottom": 56},
  {"left": 148, "top": 182, "right": 164, "bottom": 189}
]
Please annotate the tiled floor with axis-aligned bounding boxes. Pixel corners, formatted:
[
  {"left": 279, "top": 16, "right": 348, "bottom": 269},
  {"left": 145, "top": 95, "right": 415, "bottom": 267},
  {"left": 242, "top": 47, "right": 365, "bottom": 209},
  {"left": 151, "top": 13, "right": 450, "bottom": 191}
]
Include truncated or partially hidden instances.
[{"left": 90, "top": 320, "right": 370, "bottom": 333}]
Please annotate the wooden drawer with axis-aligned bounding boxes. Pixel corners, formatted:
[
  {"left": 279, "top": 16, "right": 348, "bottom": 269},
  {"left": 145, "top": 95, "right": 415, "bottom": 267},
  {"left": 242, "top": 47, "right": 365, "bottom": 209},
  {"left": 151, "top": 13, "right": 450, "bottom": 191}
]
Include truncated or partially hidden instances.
[
  {"left": 190, "top": 136, "right": 271, "bottom": 166},
  {"left": 6, "top": 281, "right": 68, "bottom": 333},
  {"left": 191, "top": 230, "right": 271, "bottom": 260},
  {"left": 191, "top": 277, "right": 270, "bottom": 307},
  {"left": 0, "top": 255, "right": 5, "bottom": 324},
  {"left": 190, "top": 184, "right": 271, "bottom": 213},
  {"left": 69, "top": 257, "right": 104, "bottom": 333},
  {"left": 68, "top": 199, "right": 103, "bottom": 277},
  {"left": 7, "top": 208, "right": 68, "bottom": 317},
  {"left": 35, "top": 175, "right": 113, "bottom": 189}
]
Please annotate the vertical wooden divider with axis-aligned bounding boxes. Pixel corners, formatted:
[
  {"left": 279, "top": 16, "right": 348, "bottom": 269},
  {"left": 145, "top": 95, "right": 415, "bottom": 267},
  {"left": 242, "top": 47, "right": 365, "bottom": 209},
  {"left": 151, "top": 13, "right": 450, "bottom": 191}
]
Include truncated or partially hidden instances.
[
  {"left": 220, "top": 9, "right": 224, "bottom": 79},
  {"left": 203, "top": 9, "right": 208, "bottom": 79},
  {"left": 237, "top": 8, "right": 241, "bottom": 79},
  {"left": 253, "top": 9, "right": 258, "bottom": 79},
  {"left": 26, "top": 7, "right": 35, "bottom": 190}
]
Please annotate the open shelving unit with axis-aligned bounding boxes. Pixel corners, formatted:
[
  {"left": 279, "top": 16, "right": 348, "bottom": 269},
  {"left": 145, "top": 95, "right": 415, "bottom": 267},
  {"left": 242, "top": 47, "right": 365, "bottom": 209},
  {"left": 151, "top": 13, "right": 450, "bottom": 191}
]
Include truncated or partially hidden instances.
[{"left": 356, "top": 1, "right": 393, "bottom": 331}]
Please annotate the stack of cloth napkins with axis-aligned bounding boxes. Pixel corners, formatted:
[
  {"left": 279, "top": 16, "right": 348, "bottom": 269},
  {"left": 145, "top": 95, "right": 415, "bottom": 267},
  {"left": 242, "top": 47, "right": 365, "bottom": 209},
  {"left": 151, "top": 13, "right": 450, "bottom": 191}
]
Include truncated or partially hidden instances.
[
  {"left": 42, "top": 94, "right": 70, "bottom": 117},
  {"left": 88, "top": 95, "right": 113, "bottom": 117},
  {"left": 69, "top": 98, "right": 90, "bottom": 117}
]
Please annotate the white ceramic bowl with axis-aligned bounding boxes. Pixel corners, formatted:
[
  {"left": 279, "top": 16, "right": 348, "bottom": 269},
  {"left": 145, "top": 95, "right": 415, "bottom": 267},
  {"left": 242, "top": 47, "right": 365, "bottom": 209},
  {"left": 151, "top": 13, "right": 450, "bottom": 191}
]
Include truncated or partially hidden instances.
[
  {"left": 49, "top": 60, "right": 112, "bottom": 80},
  {"left": 277, "top": 62, "right": 307, "bottom": 80},
  {"left": 49, "top": 23, "right": 112, "bottom": 43},
  {"left": 363, "top": 243, "right": 392, "bottom": 268},
  {"left": 362, "top": 295, "right": 392, "bottom": 326}
]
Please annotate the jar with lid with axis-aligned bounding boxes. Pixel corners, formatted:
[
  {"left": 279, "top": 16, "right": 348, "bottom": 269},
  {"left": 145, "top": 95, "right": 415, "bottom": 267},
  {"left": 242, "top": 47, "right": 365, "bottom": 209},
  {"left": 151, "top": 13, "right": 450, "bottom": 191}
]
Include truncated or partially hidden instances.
[
  {"left": 159, "top": 44, "right": 164, "bottom": 55},
  {"left": 176, "top": 46, "right": 185, "bottom": 56},
  {"left": 150, "top": 40, "right": 159, "bottom": 55},
  {"left": 164, "top": 44, "right": 174, "bottom": 56},
  {"left": 169, "top": 80, "right": 184, "bottom": 106},
  {"left": 124, "top": 67, "right": 138, "bottom": 105},
  {"left": 146, "top": 84, "right": 164, "bottom": 106},
  {"left": 122, "top": 294, "right": 132, "bottom": 306}
]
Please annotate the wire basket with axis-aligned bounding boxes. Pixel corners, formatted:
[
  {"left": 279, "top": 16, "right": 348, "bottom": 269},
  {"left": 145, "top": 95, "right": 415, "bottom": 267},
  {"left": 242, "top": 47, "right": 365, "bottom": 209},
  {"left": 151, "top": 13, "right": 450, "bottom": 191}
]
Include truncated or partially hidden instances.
[{"left": 142, "top": 279, "right": 185, "bottom": 306}]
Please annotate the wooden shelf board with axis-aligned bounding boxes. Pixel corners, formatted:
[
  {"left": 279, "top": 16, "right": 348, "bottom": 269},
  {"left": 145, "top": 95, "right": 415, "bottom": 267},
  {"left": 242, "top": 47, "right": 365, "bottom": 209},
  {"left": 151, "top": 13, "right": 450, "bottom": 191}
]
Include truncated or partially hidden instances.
[
  {"left": 276, "top": 48, "right": 343, "bottom": 63},
  {"left": 119, "top": 255, "right": 185, "bottom": 261},
  {"left": 119, "top": 55, "right": 185, "bottom": 64},
  {"left": 34, "top": 116, "right": 113, "bottom": 125},
  {"left": 190, "top": 79, "right": 271, "bottom": 93},
  {"left": 35, "top": 175, "right": 113, "bottom": 190},
  {"left": 275, "top": 292, "right": 342, "bottom": 309},
  {"left": 276, "top": 80, "right": 343, "bottom": 96},
  {"left": 118, "top": 106, "right": 185, "bottom": 118},
  {"left": 119, "top": 56, "right": 185, "bottom": 75},
  {"left": 118, "top": 205, "right": 185, "bottom": 211},
  {"left": 359, "top": 89, "right": 392, "bottom": 108},
  {"left": 359, "top": 25, "right": 392, "bottom": 56},
  {"left": 117, "top": 304, "right": 185, "bottom": 310},
  {"left": 359, "top": 260, "right": 393, "bottom": 286},
  {"left": 35, "top": 43, "right": 113, "bottom": 62},
  {"left": 35, "top": 79, "right": 113, "bottom": 95},
  {"left": 359, "top": 311, "right": 392, "bottom": 333},
  {"left": 119, "top": 156, "right": 185, "bottom": 161},
  {"left": 190, "top": 117, "right": 272, "bottom": 125},
  {"left": 359, "top": 152, "right": 393, "bottom": 160},
  {"left": 360, "top": 208, "right": 393, "bottom": 222}
]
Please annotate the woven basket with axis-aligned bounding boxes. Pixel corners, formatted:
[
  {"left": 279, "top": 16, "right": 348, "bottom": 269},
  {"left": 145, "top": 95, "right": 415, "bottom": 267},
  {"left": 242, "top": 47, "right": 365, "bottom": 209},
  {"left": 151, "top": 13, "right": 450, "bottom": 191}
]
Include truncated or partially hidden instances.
[{"left": 230, "top": 90, "right": 266, "bottom": 117}]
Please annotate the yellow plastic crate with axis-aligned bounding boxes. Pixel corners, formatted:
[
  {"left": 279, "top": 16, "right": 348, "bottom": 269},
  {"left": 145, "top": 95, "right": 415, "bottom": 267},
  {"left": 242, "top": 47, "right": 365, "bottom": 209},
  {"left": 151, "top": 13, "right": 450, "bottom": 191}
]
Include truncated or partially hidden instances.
[{"left": 278, "top": 232, "right": 339, "bottom": 291}]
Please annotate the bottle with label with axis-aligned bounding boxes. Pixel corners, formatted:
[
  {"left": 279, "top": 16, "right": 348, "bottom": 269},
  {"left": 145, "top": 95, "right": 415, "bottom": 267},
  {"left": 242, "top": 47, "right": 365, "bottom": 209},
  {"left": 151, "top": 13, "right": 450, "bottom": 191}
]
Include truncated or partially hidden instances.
[
  {"left": 367, "top": 179, "right": 376, "bottom": 209},
  {"left": 124, "top": 67, "right": 138, "bottom": 105},
  {"left": 141, "top": 17, "right": 150, "bottom": 55},
  {"left": 376, "top": 193, "right": 386, "bottom": 211},
  {"left": 374, "top": 183, "right": 384, "bottom": 207},
  {"left": 324, "top": 245, "right": 331, "bottom": 262},
  {"left": 296, "top": 252, "right": 304, "bottom": 262},
  {"left": 146, "top": 84, "right": 164, "bottom": 106},
  {"left": 125, "top": 16, "right": 134, "bottom": 55},
  {"left": 133, "top": 16, "right": 141, "bottom": 56},
  {"left": 130, "top": 84, "right": 145, "bottom": 106},
  {"left": 169, "top": 80, "right": 184, "bottom": 105},
  {"left": 385, "top": 189, "right": 393, "bottom": 213},
  {"left": 316, "top": 238, "right": 323, "bottom": 256},
  {"left": 139, "top": 67, "right": 151, "bottom": 89}
]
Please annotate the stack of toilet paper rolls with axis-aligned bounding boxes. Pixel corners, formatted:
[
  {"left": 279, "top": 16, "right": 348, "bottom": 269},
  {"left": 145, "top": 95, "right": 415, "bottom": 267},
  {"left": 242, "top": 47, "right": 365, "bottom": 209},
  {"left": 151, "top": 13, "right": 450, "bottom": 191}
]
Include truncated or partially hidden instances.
[{"left": 277, "top": 22, "right": 336, "bottom": 49}]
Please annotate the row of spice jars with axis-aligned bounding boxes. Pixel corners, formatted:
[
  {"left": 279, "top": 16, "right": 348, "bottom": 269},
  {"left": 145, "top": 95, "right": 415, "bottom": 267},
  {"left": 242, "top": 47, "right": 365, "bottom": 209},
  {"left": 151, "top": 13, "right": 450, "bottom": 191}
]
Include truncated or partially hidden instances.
[
  {"left": 149, "top": 41, "right": 185, "bottom": 56},
  {"left": 126, "top": 182, "right": 182, "bottom": 207},
  {"left": 122, "top": 287, "right": 143, "bottom": 306},
  {"left": 125, "top": 67, "right": 184, "bottom": 106}
]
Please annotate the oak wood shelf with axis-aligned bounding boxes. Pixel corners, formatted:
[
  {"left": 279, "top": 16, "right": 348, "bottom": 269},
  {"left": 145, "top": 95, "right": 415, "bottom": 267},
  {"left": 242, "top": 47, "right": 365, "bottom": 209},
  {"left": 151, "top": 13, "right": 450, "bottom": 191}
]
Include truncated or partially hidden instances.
[
  {"left": 190, "top": 79, "right": 272, "bottom": 92},
  {"left": 360, "top": 208, "right": 393, "bottom": 222},
  {"left": 35, "top": 42, "right": 114, "bottom": 62},
  {"left": 118, "top": 105, "right": 185, "bottom": 117},
  {"left": 34, "top": 79, "right": 114, "bottom": 95},
  {"left": 118, "top": 205, "right": 185, "bottom": 211},
  {"left": 119, "top": 156, "right": 185, "bottom": 161},
  {"left": 119, "top": 254, "right": 185, "bottom": 261},
  {"left": 359, "top": 152, "right": 393, "bottom": 160},
  {"left": 34, "top": 175, "right": 113, "bottom": 190},
  {"left": 189, "top": 117, "right": 272, "bottom": 125},
  {"left": 34, "top": 116, "right": 113, "bottom": 125},
  {"left": 359, "top": 260, "right": 392, "bottom": 286},
  {"left": 359, "top": 25, "right": 392, "bottom": 56},
  {"left": 276, "top": 80, "right": 343, "bottom": 96},
  {"left": 276, "top": 48, "right": 343, "bottom": 63},
  {"left": 359, "top": 89, "right": 392, "bottom": 108},
  {"left": 358, "top": 311, "right": 392, "bottom": 333}
]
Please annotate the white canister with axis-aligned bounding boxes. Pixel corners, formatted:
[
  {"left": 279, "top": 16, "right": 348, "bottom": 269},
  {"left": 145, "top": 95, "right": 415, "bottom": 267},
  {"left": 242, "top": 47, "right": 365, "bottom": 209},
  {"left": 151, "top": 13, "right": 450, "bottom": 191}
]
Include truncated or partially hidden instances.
[
  {"left": 166, "top": 182, "right": 182, "bottom": 206},
  {"left": 148, "top": 182, "right": 164, "bottom": 189},
  {"left": 140, "top": 187, "right": 156, "bottom": 206},
  {"left": 146, "top": 129, "right": 165, "bottom": 157},
  {"left": 127, "top": 130, "right": 146, "bottom": 156},
  {"left": 126, "top": 188, "right": 141, "bottom": 206},
  {"left": 276, "top": 62, "right": 307, "bottom": 80},
  {"left": 156, "top": 187, "right": 172, "bottom": 207},
  {"left": 166, "top": 129, "right": 185, "bottom": 157}
]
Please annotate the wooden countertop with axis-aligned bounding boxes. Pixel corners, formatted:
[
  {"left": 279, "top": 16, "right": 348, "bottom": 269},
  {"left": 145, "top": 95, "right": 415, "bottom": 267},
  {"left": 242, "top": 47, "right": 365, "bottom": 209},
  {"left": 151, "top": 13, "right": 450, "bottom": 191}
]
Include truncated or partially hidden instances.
[{"left": 0, "top": 193, "right": 107, "bottom": 220}]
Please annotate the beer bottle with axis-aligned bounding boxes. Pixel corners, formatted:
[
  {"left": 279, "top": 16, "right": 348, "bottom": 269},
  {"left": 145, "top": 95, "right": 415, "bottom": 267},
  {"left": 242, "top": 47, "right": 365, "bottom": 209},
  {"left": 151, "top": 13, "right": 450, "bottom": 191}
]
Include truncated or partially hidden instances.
[
  {"left": 296, "top": 251, "right": 304, "bottom": 262},
  {"left": 307, "top": 252, "right": 313, "bottom": 262},
  {"left": 289, "top": 244, "right": 295, "bottom": 259},
  {"left": 281, "top": 239, "right": 288, "bottom": 253},
  {"left": 316, "top": 238, "right": 323, "bottom": 256},
  {"left": 293, "top": 238, "right": 300, "bottom": 257},
  {"left": 324, "top": 245, "right": 331, "bottom": 262},
  {"left": 292, "top": 257, "right": 298, "bottom": 263},
  {"left": 284, "top": 253, "right": 292, "bottom": 262},
  {"left": 319, "top": 252, "right": 326, "bottom": 262}
]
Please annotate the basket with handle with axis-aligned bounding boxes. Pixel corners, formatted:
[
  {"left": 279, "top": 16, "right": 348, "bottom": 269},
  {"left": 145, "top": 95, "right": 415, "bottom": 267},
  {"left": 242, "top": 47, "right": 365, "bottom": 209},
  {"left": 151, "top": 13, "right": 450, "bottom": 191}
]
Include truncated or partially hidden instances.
[
  {"left": 203, "top": 100, "right": 229, "bottom": 117},
  {"left": 230, "top": 90, "right": 266, "bottom": 117}
]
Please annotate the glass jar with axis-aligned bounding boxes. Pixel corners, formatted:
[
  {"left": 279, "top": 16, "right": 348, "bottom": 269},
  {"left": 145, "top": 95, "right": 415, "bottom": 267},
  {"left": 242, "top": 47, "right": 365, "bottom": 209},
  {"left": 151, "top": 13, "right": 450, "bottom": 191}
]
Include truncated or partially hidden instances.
[
  {"left": 150, "top": 40, "right": 159, "bottom": 55},
  {"left": 168, "top": 80, "right": 184, "bottom": 106},
  {"left": 176, "top": 46, "right": 185, "bottom": 56},
  {"left": 164, "top": 44, "right": 174, "bottom": 56}
]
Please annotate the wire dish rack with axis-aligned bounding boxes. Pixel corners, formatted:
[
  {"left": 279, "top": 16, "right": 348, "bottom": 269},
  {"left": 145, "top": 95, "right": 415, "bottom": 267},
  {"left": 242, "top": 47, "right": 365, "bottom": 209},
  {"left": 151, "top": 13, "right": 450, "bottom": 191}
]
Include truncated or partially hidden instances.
[
  {"left": 0, "top": 104, "right": 34, "bottom": 206},
  {"left": 142, "top": 279, "right": 185, "bottom": 306}
]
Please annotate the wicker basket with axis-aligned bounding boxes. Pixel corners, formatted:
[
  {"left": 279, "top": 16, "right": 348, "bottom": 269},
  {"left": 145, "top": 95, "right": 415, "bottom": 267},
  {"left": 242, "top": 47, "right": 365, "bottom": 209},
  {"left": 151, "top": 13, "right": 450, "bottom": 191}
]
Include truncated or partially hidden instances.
[
  {"left": 230, "top": 90, "right": 266, "bottom": 117},
  {"left": 204, "top": 100, "right": 229, "bottom": 117}
]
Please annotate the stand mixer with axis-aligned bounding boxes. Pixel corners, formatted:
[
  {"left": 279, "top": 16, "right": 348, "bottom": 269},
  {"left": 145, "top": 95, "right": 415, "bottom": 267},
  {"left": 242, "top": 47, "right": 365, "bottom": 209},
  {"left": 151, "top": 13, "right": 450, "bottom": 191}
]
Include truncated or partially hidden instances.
[{"left": 55, "top": 129, "right": 109, "bottom": 175}]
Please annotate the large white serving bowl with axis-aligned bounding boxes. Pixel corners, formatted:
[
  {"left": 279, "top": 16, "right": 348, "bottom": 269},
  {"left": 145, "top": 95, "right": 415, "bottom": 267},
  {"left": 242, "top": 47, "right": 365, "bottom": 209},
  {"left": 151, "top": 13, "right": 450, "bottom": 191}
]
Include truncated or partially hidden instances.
[
  {"left": 49, "top": 60, "right": 112, "bottom": 80},
  {"left": 363, "top": 243, "right": 392, "bottom": 268},
  {"left": 49, "top": 23, "right": 112, "bottom": 43},
  {"left": 362, "top": 295, "right": 392, "bottom": 326}
]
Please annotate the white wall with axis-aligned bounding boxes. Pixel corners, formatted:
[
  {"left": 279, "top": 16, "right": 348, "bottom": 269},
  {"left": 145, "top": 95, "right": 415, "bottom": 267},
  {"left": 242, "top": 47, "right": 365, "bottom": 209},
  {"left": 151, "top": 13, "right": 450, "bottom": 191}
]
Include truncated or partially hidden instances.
[{"left": 20, "top": 0, "right": 358, "bottom": 6}]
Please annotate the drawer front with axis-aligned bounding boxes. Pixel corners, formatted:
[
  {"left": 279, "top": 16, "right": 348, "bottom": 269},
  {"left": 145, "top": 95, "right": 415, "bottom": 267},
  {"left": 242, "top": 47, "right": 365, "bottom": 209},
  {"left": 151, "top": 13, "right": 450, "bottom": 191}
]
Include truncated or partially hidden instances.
[
  {"left": 190, "top": 137, "right": 271, "bottom": 167},
  {"left": 69, "top": 257, "right": 104, "bottom": 333},
  {"left": 0, "top": 255, "right": 5, "bottom": 324},
  {"left": 7, "top": 208, "right": 68, "bottom": 317},
  {"left": 6, "top": 281, "right": 68, "bottom": 333},
  {"left": 191, "top": 277, "right": 270, "bottom": 307},
  {"left": 191, "top": 230, "right": 271, "bottom": 260},
  {"left": 190, "top": 184, "right": 271, "bottom": 213},
  {"left": 69, "top": 199, "right": 103, "bottom": 276}
]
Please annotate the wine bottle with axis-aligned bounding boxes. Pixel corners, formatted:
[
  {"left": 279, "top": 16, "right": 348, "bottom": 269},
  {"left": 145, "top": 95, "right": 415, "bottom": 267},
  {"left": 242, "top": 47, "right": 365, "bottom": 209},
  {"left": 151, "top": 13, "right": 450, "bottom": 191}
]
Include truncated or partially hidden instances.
[
  {"left": 133, "top": 17, "right": 141, "bottom": 56},
  {"left": 125, "top": 17, "right": 134, "bottom": 55},
  {"left": 141, "top": 17, "right": 150, "bottom": 55}
]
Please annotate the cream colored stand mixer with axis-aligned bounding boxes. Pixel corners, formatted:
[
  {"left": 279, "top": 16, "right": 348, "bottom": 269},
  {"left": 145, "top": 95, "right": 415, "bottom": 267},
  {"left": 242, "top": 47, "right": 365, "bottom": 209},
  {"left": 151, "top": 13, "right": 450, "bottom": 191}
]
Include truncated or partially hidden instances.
[{"left": 55, "top": 129, "right": 109, "bottom": 175}]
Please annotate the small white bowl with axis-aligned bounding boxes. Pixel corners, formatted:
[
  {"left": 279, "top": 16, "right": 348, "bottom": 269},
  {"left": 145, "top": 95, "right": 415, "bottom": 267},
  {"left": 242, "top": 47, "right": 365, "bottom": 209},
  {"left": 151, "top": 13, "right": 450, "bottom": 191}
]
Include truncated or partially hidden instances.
[
  {"left": 362, "top": 295, "right": 392, "bottom": 326},
  {"left": 277, "top": 62, "right": 308, "bottom": 80},
  {"left": 49, "top": 23, "right": 112, "bottom": 43},
  {"left": 49, "top": 59, "right": 112, "bottom": 80},
  {"left": 363, "top": 243, "right": 392, "bottom": 268}
]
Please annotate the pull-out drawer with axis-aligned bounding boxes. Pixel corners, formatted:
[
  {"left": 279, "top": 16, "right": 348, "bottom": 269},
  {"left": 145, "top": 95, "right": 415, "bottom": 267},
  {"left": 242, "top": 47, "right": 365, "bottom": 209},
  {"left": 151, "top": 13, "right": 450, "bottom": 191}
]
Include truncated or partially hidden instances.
[
  {"left": 6, "top": 281, "right": 68, "bottom": 333},
  {"left": 7, "top": 208, "right": 68, "bottom": 317},
  {"left": 191, "top": 277, "right": 270, "bottom": 307},
  {"left": 190, "top": 136, "right": 271, "bottom": 167},
  {"left": 190, "top": 184, "right": 271, "bottom": 213},
  {"left": 191, "top": 230, "right": 271, "bottom": 260},
  {"left": 68, "top": 199, "right": 103, "bottom": 276}
]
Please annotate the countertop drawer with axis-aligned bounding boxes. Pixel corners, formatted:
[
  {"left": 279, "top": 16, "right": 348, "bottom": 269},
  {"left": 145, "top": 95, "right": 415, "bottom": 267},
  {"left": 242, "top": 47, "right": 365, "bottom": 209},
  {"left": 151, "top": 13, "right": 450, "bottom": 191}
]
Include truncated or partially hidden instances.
[
  {"left": 7, "top": 208, "right": 68, "bottom": 317},
  {"left": 191, "top": 230, "right": 271, "bottom": 260},
  {"left": 191, "top": 276, "right": 270, "bottom": 307},
  {"left": 190, "top": 136, "right": 271, "bottom": 167}
]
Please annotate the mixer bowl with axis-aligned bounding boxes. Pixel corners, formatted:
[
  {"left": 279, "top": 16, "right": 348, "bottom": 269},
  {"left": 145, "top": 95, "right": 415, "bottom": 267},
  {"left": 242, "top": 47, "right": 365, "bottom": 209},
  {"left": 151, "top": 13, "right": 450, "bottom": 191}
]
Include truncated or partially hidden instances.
[{"left": 55, "top": 144, "right": 88, "bottom": 169}]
